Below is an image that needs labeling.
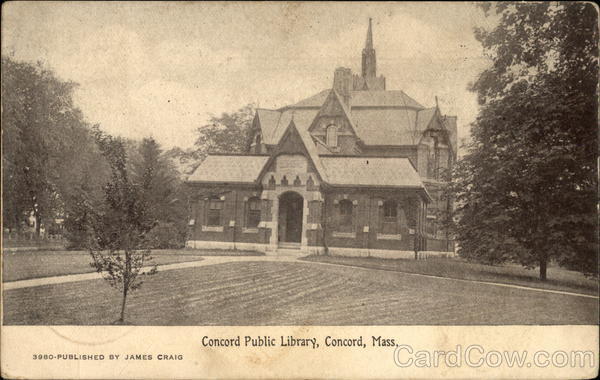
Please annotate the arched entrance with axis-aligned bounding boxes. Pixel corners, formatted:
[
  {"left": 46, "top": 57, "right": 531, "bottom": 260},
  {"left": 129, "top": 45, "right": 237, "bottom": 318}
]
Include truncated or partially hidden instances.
[{"left": 278, "top": 191, "right": 304, "bottom": 243}]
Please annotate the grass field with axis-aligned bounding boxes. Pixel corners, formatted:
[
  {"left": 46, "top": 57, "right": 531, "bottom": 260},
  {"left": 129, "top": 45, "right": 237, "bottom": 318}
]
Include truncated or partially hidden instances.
[
  {"left": 302, "top": 255, "right": 598, "bottom": 296},
  {"left": 1, "top": 250, "right": 206, "bottom": 282},
  {"left": 3, "top": 261, "right": 597, "bottom": 325},
  {"left": 2, "top": 249, "right": 263, "bottom": 282}
]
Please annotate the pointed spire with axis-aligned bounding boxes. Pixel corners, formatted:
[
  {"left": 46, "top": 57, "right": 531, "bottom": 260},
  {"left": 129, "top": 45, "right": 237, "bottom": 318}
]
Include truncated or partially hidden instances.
[
  {"left": 365, "top": 18, "right": 373, "bottom": 50},
  {"left": 361, "top": 18, "right": 377, "bottom": 79}
]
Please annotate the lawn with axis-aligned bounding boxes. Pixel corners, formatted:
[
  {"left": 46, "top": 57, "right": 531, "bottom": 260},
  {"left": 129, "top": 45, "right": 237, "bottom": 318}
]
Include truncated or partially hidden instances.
[
  {"left": 1, "top": 249, "right": 206, "bottom": 282},
  {"left": 302, "top": 255, "right": 598, "bottom": 296},
  {"left": 3, "top": 261, "right": 597, "bottom": 325}
]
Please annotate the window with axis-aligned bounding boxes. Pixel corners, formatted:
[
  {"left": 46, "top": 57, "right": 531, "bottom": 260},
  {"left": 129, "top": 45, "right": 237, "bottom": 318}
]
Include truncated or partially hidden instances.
[
  {"left": 255, "top": 134, "right": 262, "bottom": 153},
  {"left": 207, "top": 197, "right": 223, "bottom": 226},
  {"left": 246, "top": 197, "right": 261, "bottom": 228},
  {"left": 381, "top": 199, "right": 398, "bottom": 234},
  {"left": 383, "top": 200, "right": 397, "bottom": 220},
  {"left": 339, "top": 199, "right": 353, "bottom": 229},
  {"left": 326, "top": 125, "right": 338, "bottom": 147}
]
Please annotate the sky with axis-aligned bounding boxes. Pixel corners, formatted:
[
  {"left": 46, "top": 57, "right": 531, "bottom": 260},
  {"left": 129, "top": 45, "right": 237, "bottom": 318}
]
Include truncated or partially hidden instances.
[{"left": 2, "top": 2, "right": 494, "bottom": 150}]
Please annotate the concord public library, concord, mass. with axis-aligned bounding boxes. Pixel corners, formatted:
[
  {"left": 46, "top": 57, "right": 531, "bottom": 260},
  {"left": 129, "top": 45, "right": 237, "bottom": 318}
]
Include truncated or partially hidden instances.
[{"left": 186, "top": 19, "right": 457, "bottom": 258}]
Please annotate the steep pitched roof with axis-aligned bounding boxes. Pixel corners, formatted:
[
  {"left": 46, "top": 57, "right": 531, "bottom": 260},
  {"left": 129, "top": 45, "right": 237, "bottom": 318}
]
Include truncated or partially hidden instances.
[
  {"left": 256, "top": 108, "right": 319, "bottom": 145},
  {"left": 257, "top": 119, "right": 329, "bottom": 183},
  {"left": 255, "top": 108, "right": 281, "bottom": 143},
  {"left": 256, "top": 89, "right": 432, "bottom": 147},
  {"left": 308, "top": 89, "right": 360, "bottom": 138},
  {"left": 286, "top": 89, "right": 330, "bottom": 108},
  {"left": 295, "top": 122, "right": 328, "bottom": 182},
  {"left": 188, "top": 155, "right": 269, "bottom": 184},
  {"left": 271, "top": 109, "right": 319, "bottom": 145},
  {"left": 415, "top": 107, "right": 438, "bottom": 131}
]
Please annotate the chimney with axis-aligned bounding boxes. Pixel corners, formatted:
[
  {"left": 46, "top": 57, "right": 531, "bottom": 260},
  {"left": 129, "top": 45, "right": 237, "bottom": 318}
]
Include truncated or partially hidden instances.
[{"left": 333, "top": 67, "right": 352, "bottom": 106}]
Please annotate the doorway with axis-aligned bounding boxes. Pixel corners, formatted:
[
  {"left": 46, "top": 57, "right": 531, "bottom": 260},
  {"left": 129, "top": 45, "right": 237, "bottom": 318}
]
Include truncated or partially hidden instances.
[{"left": 278, "top": 191, "right": 303, "bottom": 243}]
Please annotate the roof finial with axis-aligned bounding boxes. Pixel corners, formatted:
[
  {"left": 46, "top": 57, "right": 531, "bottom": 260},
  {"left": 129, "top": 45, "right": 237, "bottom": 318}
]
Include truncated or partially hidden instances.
[{"left": 435, "top": 96, "right": 439, "bottom": 108}]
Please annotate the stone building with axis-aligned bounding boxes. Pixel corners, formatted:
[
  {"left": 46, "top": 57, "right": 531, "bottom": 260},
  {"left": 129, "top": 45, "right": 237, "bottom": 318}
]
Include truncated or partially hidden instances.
[{"left": 186, "top": 19, "right": 456, "bottom": 257}]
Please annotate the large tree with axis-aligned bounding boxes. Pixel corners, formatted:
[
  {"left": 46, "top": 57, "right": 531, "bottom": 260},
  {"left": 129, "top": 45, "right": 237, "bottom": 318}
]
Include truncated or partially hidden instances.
[
  {"left": 453, "top": 3, "right": 598, "bottom": 279},
  {"left": 129, "top": 137, "right": 188, "bottom": 248},
  {"left": 1, "top": 56, "right": 94, "bottom": 235},
  {"left": 172, "top": 103, "right": 256, "bottom": 173}
]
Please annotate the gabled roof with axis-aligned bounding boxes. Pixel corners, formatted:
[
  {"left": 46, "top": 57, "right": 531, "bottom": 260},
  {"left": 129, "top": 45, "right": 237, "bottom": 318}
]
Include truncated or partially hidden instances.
[
  {"left": 286, "top": 89, "right": 330, "bottom": 108},
  {"left": 255, "top": 88, "right": 435, "bottom": 148},
  {"left": 415, "top": 107, "right": 438, "bottom": 132},
  {"left": 270, "top": 109, "right": 318, "bottom": 145},
  {"left": 255, "top": 109, "right": 281, "bottom": 142},
  {"left": 321, "top": 156, "right": 431, "bottom": 200},
  {"left": 307, "top": 89, "right": 360, "bottom": 138},
  {"left": 187, "top": 155, "right": 269, "bottom": 184},
  {"left": 295, "top": 121, "right": 329, "bottom": 182},
  {"left": 257, "top": 119, "right": 329, "bottom": 183},
  {"left": 255, "top": 108, "right": 319, "bottom": 145}
]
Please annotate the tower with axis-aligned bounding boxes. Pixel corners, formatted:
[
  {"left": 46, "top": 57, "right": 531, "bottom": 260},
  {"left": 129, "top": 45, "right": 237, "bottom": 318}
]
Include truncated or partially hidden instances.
[{"left": 361, "top": 18, "right": 377, "bottom": 78}]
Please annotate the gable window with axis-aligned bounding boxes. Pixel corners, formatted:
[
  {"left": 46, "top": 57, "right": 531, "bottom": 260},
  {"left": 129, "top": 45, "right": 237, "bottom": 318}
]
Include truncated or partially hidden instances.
[
  {"left": 207, "top": 197, "right": 223, "bottom": 226},
  {"left": 326, "top": 125, "right": 338, "bottom": 147},
  {"left": 246, "top": 197, "right": 261, "bottom": 228},
  {"left": 255, "top": 134, "right": 262, "bottom": 154},
  {"left": 339, "top": 199, "right": 353, "bottom": 230}
]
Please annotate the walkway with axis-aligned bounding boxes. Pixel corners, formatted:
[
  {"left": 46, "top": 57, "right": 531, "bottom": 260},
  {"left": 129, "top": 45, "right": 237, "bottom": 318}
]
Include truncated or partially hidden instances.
[
  {"left": 2, "top": 256, "right": 298, "bottom": 291},
  {"left": 2, "top": 255, "right": 597, "bottom": 299}
]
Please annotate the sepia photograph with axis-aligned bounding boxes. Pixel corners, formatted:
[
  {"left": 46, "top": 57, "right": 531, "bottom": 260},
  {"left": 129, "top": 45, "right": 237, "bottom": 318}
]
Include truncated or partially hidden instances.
[{"left": 1, "top": 1, "right": 598, "bottom": 378}]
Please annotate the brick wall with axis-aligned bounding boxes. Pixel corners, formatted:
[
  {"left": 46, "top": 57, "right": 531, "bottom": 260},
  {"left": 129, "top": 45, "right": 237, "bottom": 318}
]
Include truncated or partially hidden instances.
[{"left": 189, "top": 187, "right": 269, "bottom": 245}]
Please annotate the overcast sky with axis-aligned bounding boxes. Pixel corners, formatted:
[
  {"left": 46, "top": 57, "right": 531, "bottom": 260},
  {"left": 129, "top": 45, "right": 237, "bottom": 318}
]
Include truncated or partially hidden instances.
[{"left": 3, "top": 2, "right": 493, "bottom": 150}]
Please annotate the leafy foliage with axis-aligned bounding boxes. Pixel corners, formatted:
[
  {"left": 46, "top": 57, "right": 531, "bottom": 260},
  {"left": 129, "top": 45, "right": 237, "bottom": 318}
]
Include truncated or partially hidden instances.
[
  {"left": 1, "top": 56, "right": 96, "bottom": 234},
  {"left": 129, "top": 137, "right": 188, "bottom": 248},
  {"left": 88, "top": 128, "right": 158, "bottom": 323},
  {"left": 172, "top": 104, "right": 256, "bottom": 172},
  {"left": 453, "top": 3, "right": 598, "bottom": 279}
]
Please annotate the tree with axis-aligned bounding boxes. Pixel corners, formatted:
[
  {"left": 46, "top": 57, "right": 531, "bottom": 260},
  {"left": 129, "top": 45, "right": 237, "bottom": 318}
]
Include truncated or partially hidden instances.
[
  {"left": 1, "top": 56, "right": 93, "bottom": 236},
  {"left": 88, "top": 128, "right": 157, "bottom": 323},
  {"left": 60, "top": 124, "right": 111, "bottom": 248},
  {"left": 129, "top": 137, "right": 188, "bottom": 248},
  {"left": 453, "top": 3, "right": 598, "bottom": 279},
  {"left": 185, "top": 103, "right": 255, "bottom": 165}
]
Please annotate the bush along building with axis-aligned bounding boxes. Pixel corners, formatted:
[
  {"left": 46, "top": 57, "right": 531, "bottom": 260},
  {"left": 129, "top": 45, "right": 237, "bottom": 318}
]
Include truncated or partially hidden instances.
[{"left": 186, "top": 19, "right": 457, "bottom": 258}]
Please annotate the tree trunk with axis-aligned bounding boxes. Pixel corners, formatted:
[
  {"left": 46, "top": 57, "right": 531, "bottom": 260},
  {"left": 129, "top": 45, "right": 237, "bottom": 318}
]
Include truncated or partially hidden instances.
[
  {"left": 539, "top": 257, "right": 547, "bottom": 281},
  {"left": 120, "top": 251, "right": 132, "bottom": 322},
  {"left": 35, "top": 213, "right": 42, "bottom": 237},
  {"left": 119, "top": 287, "right": 128, "bottom": 322}
]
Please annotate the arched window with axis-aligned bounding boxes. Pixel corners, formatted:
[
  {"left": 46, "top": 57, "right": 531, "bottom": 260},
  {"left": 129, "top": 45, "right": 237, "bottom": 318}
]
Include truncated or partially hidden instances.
[
  {"left": 246, "top": 197, "right": 261, "bottom": 228},
  {"left": 206, "top": 196, "right": 223, "bottom": 226},
  {"left": 326, "top": 125, "right": 338, "bottom": 147}
]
